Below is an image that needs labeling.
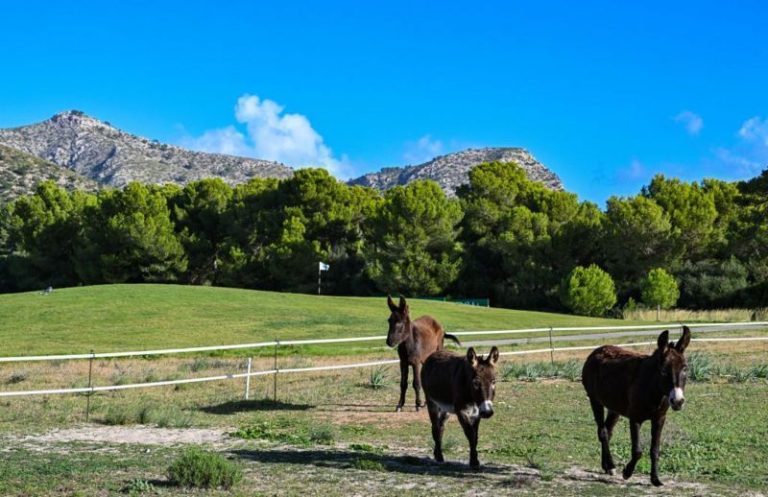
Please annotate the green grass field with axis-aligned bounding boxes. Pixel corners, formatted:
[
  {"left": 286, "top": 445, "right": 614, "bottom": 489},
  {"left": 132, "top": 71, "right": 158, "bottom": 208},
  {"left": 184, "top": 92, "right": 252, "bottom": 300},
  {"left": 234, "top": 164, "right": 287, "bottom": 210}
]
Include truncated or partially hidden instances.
[
  {"left": 1, "top": 284, "right": 767, "bottom": 496},
  {"left": 0, "top": 284, "right": 642, "bottom": 356}
]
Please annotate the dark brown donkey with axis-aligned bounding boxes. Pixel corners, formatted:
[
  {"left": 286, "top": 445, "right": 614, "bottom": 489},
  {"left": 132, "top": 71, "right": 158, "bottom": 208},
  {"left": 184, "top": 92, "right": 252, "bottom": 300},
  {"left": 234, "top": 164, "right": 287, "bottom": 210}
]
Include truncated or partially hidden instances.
[
  {"left": 386, "top": 296, "right": 461, "bottom": 412},
  {"left": 582, "top": 326, "right": 691, "bottom": 486},
  {"left": 421, "top": 346, "right": 499, "bottom": 468}
]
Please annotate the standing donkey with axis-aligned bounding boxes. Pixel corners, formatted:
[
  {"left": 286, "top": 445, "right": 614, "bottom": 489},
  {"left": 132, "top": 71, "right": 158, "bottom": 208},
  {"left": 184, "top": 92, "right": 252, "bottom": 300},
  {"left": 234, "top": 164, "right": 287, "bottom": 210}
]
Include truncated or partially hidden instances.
[
  {"left": 582, "top": 326, "right": 691, "bottom": 486},
  {"left": 386, "top": 295, "right": 461, "bottom": 412},
  {"left": 421, "top": 346, "right": 499, "bottom": 468}
]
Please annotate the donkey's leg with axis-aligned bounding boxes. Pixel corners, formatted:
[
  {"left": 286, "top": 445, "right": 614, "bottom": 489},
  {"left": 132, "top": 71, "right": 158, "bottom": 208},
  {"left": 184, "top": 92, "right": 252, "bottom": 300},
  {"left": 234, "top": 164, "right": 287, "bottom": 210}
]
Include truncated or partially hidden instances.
[
  {"left": 622, "top": 419, "right": 643, "bottom": 480},
  {"left": 412, "top": 363, "right": 425, "bottom": 410},
  {"left": 428, "top": 403, "right": 448, "bottom": 462},
  {"left": 649, "top": 416, "right": 666, "bottom": 486},
  {"left": 589, "top": 398, "right": 612, "bottom": 474},
  {"left": 603, "top": 410, "right": 620, "bottom": 474},
  {"left": 458, "top": 413, "right": 481, "bottom": 469},
  {"left": 396, "top": 359, "right": 409, "bottom": 412}
]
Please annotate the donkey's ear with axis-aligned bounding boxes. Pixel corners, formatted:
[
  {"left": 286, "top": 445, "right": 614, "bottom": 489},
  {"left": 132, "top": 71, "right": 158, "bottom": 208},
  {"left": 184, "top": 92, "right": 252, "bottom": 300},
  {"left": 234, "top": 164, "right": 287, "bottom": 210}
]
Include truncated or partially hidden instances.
[
  {"left": 488, "top": 346, "right": 500, "bottom": 365},
  {"left": 466, "top": 347, "right": 478, "bottom": 367},
  {"left": 657, "top": 330, "right": 670, "bottom": 350},
  {"left": 387, "top": 294, "right": 398, "bottom": 313},
  {"left": 399, "top": 295, "right": 408, "bottom": 314},
  {"left": 676, "top": 326, "right": 691, "bottom": 353}
]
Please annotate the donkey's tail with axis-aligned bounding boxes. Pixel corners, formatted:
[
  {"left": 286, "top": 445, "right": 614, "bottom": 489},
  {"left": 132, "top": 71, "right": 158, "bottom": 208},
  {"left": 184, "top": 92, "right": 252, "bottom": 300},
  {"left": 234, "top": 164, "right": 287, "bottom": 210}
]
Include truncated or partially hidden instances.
[{"left": 444, "top": 333, "right": 462, "bottom": 347}]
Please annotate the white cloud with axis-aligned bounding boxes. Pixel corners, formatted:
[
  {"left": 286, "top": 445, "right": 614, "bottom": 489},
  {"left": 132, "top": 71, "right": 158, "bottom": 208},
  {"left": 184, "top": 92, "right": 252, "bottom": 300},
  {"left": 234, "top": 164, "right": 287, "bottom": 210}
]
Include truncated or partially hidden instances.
[
  {"left": 674, "top": 110, "right": 704, "bottom": 135},
  {"left": 403, "top": 135, "right": 444, "bottom": 164},
  {"left": 714, "top": 116, "right": 768, "bottom": 175},
  {"left": 181, "top": 126, "right": 249, "bottom": 157},
  {"left": 738, "top": 116, "right": 768, "bottom": 146},
  {"left": 183, "top": 94, "right": 348, "bottom": 177}
]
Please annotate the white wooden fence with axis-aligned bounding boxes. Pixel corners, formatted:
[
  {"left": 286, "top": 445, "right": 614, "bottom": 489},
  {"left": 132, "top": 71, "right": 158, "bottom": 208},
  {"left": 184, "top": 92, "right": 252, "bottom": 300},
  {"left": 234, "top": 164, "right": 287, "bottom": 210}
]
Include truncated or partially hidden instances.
[{"left": 0, "top": 322, "right": 766, "bottom": 399}]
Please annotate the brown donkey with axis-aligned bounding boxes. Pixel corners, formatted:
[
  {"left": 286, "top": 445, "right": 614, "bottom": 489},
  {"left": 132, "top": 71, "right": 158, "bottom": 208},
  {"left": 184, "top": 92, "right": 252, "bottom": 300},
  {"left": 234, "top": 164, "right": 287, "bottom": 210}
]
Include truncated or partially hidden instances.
[
  {"left": 421, "top": 346, "right": 499, "bottom": 468},
  {"left": 386, "top": 295, "right": 461, "bottom": 412},
  {"left": 582, "top": 326, "right": 691, "bottom": 486}
]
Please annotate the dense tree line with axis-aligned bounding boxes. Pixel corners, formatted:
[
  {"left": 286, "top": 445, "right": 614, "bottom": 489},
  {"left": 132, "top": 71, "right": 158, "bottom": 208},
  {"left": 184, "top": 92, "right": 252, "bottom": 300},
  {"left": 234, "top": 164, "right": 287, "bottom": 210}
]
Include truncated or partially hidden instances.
[{"left": 1, "top": 163, "right": 766, "bottom": 312}]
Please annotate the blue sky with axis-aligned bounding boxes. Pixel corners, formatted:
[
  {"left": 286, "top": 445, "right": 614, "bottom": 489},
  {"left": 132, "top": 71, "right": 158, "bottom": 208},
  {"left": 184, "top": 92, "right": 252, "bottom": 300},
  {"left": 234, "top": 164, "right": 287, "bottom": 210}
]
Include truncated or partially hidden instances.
[{"left": 1, "top": 1, "right": 767, "bottom": 205}]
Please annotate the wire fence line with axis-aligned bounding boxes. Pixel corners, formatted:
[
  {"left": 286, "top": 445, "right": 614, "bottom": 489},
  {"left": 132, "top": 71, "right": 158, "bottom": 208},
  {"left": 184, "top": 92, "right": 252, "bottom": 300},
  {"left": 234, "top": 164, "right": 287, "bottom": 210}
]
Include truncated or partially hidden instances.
[
  {"left": 0, "top": 321, "right": 766, "bottom": 400},
  {"left": 1, "top": 321, "right": 766, "bottom": 364}
]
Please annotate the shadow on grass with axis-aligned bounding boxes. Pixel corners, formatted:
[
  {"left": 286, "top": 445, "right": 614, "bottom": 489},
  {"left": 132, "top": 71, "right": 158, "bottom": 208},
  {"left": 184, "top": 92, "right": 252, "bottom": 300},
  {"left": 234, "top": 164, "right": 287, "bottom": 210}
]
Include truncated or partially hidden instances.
[
  {"left": 232, "top": 448, "right": 515, "bottom": 478},
  {"left": 200, "top": 399, "right": 312, "bottom": 415}
]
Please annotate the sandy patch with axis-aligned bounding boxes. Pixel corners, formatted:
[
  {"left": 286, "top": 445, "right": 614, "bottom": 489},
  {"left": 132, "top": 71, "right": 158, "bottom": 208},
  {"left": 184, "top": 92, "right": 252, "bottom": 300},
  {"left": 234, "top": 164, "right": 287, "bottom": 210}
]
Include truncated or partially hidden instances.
[{"left": 13, "top": 424, "right": 230, "bottom": 447}]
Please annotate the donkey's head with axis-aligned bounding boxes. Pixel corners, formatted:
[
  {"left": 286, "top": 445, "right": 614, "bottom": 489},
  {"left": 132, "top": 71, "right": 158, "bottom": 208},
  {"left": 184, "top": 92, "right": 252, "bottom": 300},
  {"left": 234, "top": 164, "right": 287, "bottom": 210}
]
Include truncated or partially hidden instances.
[
  {"left": 655, "top": 326, "right": 692, "bottom": 411},
  {"left": 386, "top": 295, "right": 411, "bottom": 348},
  {"left": 466, "top": 346, "right": 500, "bottom": 419}
]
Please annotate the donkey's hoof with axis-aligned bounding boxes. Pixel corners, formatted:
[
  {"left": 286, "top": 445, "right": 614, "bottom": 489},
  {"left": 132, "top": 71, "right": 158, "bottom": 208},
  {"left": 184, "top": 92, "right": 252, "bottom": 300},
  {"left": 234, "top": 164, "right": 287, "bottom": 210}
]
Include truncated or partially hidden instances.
[
  {"left": 651, "top": 477, "right": 663, "bottom": 487},
  {"left": 607, "top": 468, "right": 616, "bottom": 476},
  {"left": 395, "top": 406, "right": 403, "bottom": 413},
  {"left": 470, "top": 460, "right": 480, "bottom": 470},
  {"left": 622, "top": 467, "right": 634, "bottom": 480}
]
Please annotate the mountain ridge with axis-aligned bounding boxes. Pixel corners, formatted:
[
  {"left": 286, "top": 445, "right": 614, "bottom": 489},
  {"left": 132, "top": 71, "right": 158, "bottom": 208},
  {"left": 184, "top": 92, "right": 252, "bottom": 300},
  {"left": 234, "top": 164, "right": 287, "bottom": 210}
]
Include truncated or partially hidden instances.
[
  {"left": 0, "top": 111, "right": 563, "bottom": 201},
  {"left": 0, "top": 110, "right": 294, "bottom": 188},
  {"left": 348, "top": 147, "right": 563, "bottom": 196}
]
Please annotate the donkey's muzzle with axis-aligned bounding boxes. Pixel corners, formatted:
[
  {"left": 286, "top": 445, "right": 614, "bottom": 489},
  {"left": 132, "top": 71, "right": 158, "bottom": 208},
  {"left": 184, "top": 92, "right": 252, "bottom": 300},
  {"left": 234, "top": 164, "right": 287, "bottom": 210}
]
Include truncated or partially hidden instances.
[
  {"left": 669, "top": 387, "right": 685, "bottom": 411},
  {"left": 479, "top": 400, "right": 494, "bottom": 419}
]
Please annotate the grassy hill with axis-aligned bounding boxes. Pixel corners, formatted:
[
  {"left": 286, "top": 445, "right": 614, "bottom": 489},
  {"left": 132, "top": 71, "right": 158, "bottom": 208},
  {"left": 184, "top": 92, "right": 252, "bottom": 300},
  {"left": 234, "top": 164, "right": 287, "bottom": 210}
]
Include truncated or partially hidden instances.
[{"left": 0, "top": 284, "right": 638, "bottom": 357}]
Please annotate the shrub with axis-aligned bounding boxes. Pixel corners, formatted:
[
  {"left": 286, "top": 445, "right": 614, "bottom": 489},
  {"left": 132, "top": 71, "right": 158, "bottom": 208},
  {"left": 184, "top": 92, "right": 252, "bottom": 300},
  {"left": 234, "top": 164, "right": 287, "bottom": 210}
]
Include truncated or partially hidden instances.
[
  {"left": 560, "top": 265, "right": 617, "bottom": 317},
  {"left": 167, "top": 448, "right": 242, "bottom": 489},
  {"left": 641, "top": 268, "right": 680, "bottom": 309}
]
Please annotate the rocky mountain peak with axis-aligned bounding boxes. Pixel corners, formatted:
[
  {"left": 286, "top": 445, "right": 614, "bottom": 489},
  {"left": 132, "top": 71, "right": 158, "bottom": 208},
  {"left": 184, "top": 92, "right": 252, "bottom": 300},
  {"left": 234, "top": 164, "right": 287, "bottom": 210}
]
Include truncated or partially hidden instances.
[
  {"left": 349, "top": 147, "right": 563, "bottom": 196},
  {"left": 0, "top": 111, "right": 294, "bottom": 188}
]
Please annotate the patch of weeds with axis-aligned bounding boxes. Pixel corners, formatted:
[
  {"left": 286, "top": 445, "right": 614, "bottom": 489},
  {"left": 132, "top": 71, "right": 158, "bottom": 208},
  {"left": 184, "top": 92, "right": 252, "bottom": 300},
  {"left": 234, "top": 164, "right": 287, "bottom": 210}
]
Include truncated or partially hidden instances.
[
  {"left": 103, "top": 406, "right": 137, "bottom": 426},
  {"left": 181, "top": 358, "right": 230, "bottom": 373},
  {"left": 123, "top": 478, "right": 156, "bottom": 495},
  {"left": 6, "top": 371, "right": 29, "bottom": 384},
  {"left": 111, "top": 370, "right": 130, "bottom": 386},
  {"left": 309, "top": 424, "right": 335, "bottom": 445},
  {"left": 687, "top": 352, "right": 715, "bottom": 382},
  {"left": 367, "top": 366, "right": 388, "bottom": 390},
  {"left": 352, "top": 457, "right": 386, "bottom": 472},
  {"left": 142, "top": 369, "right": 160, "bottom": 383},
  {"left": 350, "top": 443, "right": 384, "bottom": 454},
  {"left": 167, "top": 447, "right": 242, "bottom": 489},
  {"left": 232, "top": 421, "right": 311, "bottom": 445}
]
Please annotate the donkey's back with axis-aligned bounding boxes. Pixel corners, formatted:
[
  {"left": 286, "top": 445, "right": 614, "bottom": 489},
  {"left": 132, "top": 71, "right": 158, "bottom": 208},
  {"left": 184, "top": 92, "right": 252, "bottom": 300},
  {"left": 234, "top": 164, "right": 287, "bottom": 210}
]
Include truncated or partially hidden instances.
[{"left": 582, "top": 345, "right": 646, "bottom": 416}]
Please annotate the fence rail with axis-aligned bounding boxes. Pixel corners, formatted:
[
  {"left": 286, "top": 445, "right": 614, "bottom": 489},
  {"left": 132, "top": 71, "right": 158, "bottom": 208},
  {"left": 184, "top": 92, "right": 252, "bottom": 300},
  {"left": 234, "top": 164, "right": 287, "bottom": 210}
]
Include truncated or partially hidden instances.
[
  {"left": 1, "top": 321, "right": 766, "bottom": 364},
  {"left": 1, "top": 322, "right": 766, "bottom": 400}
]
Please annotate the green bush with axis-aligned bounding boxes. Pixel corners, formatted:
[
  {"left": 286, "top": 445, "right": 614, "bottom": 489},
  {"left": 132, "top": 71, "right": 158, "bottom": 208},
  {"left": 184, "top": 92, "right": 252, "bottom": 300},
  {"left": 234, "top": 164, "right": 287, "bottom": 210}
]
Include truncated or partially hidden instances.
[
  {"left": 560, "top": 265, "right": 617, "bottom": 317},
  {"left": 167, "top": 447, "right": 242, "bottom": 489},
  {"left": 641, "top": 268, "right": 680, "bottom": 309}
]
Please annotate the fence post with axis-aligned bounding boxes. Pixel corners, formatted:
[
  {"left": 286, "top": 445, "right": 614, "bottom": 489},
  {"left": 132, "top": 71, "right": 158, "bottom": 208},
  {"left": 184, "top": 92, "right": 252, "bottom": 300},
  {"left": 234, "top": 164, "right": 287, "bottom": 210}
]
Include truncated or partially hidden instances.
[
  {"left": 273, "top": 340, "right": 279, "bottom": 402},
  {"left": 548, "top": 327, "right": 554, "bottom": 366},
  {"left": 85, "top": 350, "right": 95, "bottom": 421},
  {"left": 244, "top": 357, "right": 252, "bottom": 400}
]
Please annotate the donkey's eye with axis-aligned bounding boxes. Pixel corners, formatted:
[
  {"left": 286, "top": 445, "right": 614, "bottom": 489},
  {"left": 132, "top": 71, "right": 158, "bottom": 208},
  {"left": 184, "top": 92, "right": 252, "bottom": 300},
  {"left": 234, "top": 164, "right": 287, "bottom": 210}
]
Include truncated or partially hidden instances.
[{"left": 472, "top": 379, "right": 481, "bottom": 389}]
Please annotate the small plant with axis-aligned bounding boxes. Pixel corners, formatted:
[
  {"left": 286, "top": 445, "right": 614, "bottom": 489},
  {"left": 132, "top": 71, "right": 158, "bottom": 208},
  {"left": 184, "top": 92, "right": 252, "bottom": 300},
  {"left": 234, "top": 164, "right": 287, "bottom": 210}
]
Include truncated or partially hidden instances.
[
  {"left": 123, "top": 478, "right": 155, "bottom": 495},
  {"left": 6, "top": 371, "right": 29, "bottom": 384},
  {"left": 151, "top": 406, "right": 194, "bottom": 428},
  {"left": 686, "top": 352, "right": 715, "bottom": 382},
  {"left": 368, "top": 366, "right": 388, "bottom": 389},
  {"left": 103, "top": 406, "right": 137, "bottom": 426},
  {"left": 309, "top": 424, "right": 335, "bottom": 445},
  {"left": 167, "top": 447, "right": 242, "bottom": 489},
  {"left": 353, "top": 457, "right": 385, "bottom": 472}
]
